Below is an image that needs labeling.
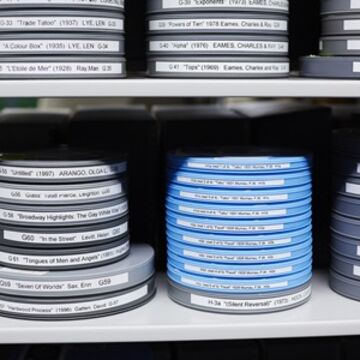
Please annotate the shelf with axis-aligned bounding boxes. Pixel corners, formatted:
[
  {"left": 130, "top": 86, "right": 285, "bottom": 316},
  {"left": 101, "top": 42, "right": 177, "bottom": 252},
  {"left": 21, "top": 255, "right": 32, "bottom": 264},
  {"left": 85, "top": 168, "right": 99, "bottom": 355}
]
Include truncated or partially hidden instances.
[
  {"left": 0, "top": 78, "right": 360, "bottom": 98},
  {"left": 0, "top": 271, "right": 359, "bottom": 344}
]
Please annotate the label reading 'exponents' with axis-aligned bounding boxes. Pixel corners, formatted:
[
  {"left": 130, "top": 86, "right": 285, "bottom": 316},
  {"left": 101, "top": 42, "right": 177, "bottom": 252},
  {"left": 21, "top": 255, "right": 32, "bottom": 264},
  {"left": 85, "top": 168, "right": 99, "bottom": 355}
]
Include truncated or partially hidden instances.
[
  {"left": 3, "top": 223, "right": 128, "bottom": 245},
  {"left": 149, "top": 40, "right": 288, "bottom": 53},
  {"left": 0, "top": 272, "right": 129, "bottom": 293},
  {"left": 149, "top": 18, "right": 287, "bottom": 32},
  {"left": 0, "top": 163, "right": 126, "bottom": 180},
  {"left": 182, "top": 235, "right": 292, "bottom": 247},
  {"left": 0, "top": 40, "right": 120, "bottom": 53},
  {"left": 0, "top": 17, "right": 123, "bottom": 31},
  {"left": 177, "top": 219, "right": 284, "bottom": 232},
  {"left": 179, "top": 191, "right": 289, "bottom": 202},
  {"left": 183, "top": 249, "right": 292, "bottom": 262},
  {"left": 162, "top": 0, "right": 289, "bottom": 11},
  {"left": 181, "top": 276, "right": 289, "bottom": 291},
  {"left": 0, "top": 285, "right": 148, "bottom": 317},
  {"left": 0, "top": 0, "right": 124, "bottom": 7},
  {"left": 0, "top": 202, "right": 128, "bottom": 225},
  {"left": 0, "top": 241, "right": 129, "bottom": 268},
  {"left": 190, "top": 285, "right": 311, "bottom": 311},
  {"left": 176, "top": 176, "right": 285, "bottom": 187}
]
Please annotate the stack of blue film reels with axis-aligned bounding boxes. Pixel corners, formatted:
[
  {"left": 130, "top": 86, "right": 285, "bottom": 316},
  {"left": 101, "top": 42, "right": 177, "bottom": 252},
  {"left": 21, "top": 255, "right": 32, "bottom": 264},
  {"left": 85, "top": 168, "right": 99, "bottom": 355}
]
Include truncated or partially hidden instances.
[{"left": 166, "top": 152, "right": 313, "bottom": 313}]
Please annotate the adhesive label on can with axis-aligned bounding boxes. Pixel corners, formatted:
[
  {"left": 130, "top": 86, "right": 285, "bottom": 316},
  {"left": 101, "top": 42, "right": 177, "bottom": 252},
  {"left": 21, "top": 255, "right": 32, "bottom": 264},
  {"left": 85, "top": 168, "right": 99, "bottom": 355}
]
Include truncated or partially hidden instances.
[
  {"left": 0, "top": 285, "right": 148, "bottom": 316},
  {"left": 181, "top": 276, "right": 289, "bottom": 291},
  {"left": 161, "top": 0, "right": 289, "bottom": 11},
  {"left": 0, "top": 202, "right": 128, "bottom": 224},
  {"left": 0, "top": 40, "right": 120, "bottom": 53},
  {"left": 344, "top": 20, "right": 360, "bottom": 31},
  {"left": 0, "top": 272, "right": 129, "bottom": 293},
  {"left": 149, "top": 40, "right": 288, "bottom": 53},
  {"left": 345, "top": 182, "right": 360, "bottom": 195},
  {"left": 0, "top": 163, "right": 126, "bottom": 180},
  {"left": 0, "top": 0, "right": 124, "bottom": 7},
  {"left": 177, "top": 219, "right": 284, "bottom": 232},
  {"left": 156, "top": 61, "right": 289, "bottom": 74},
  {"left": 184, "top": 264, "right": 293, "bottom": 276},
  {"left": 0, "top": 241, "right": 129, "bottom": 267},
  {"left": 179, "top": 191, "right": 289, "bottom": 202},
  {"left": 353, "top": 62, "right": 360, "bottom": 73},
  {"left": 187, "top": 161, "right": 291, "bottom": 171},
  {"left": 0, "top": 17, "right": 124, "bottom": 31},
  {"left": 0, "top": 62, "right": 123, "bottom": 75},
  {"left": 0, "top": 183, "right": 123, "bottom": 202},
  {"left": 182, "top": 235, "right": 292, "bottom": 247},
  {"left": 176, "top": 176, "right": 285, "bottom": 187},
  {"left": 3, "top": 223, "right": 128, "bottom": 245},
  {"left": 183, "top": 249, "right": 292, "bottom": 261},
  {"left": 190, "top": 285, "right": 311, "bottom": 311},
  {"left": 354, "top": 265, "right": 360, "bottom": 276},
  {"left": 149, "top": 18, "right": 287, "bottom": 31},
  {"left": 347, "top": 40, "right": 360, "bottom": 50},
  {"left": 178, "top": 206, "right": 287, "bottom": 217},
  {"left": 351, "top": 0, "right": 360, "bottom": 9}
]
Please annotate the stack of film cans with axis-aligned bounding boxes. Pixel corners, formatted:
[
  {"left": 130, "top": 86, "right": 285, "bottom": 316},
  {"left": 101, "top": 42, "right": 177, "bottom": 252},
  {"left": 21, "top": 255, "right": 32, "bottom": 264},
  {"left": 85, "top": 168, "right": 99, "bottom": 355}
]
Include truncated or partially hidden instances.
[
  {"left": 166, "top": 151, "right": 313, "bottom": 314},
  {"left": 0, "top": 0, "right": 126, "bottom": 79},
  {"left": 301, "top": 0, "right": 360, "bottom": 79},
  {"left": 146, "top": 0, "right": 290, "bottom": 78},
  {"left": 331, "top": 129, "right": 360, "bottom": 301},
  {"left": 0, "top": 148, "right": 155, "bottom": 320}
]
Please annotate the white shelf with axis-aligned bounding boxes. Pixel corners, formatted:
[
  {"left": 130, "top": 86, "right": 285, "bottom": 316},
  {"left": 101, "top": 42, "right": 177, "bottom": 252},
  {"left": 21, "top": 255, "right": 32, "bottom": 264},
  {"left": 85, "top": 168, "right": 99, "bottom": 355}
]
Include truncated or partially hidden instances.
[
  {"left": 0, "top": 271, "right": 360, "bottom": 344},
  {"left": 0, "top": 78, "right": 360, "bottom": 98}
]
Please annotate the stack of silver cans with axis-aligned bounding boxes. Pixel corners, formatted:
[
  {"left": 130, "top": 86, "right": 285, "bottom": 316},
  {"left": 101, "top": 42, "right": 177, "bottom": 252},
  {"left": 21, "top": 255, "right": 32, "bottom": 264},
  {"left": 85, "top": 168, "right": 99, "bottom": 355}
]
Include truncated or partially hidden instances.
[
  {"left": 147, "top": 0, "right": 290, "bottom": 78},
  {"left": 0, "top": 0, "right": 126, "bottom": 79},
  {"left": 0, "top": 148, "right": 155, "bottom": 320},
  {"left": 302, "top": 0, "right": 360, "bottom": 78},
  {"left": 331, "top": 129, "right": 360, "bottom": 301}
]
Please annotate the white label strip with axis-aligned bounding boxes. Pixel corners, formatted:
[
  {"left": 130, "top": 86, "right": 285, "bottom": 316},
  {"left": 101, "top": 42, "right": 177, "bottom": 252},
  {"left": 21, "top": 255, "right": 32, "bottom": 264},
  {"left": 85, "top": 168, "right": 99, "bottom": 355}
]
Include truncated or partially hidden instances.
[
  {"left": 357, "top": 163, "right": 360, "bottom": 173},
  {"left": 0, "top": 62, "right": 123, "bottom": 75},
  {"left": 156, "top": 61, "right": 289, "bottom": 74},
  {"left": 190, "top": 285, "right": 311, "bottom": 311},
  {"left": 177, "top": 219, "right": 284, "bottom": 232},
  {"left": 353, "top": 62, "right": 360, "bottom": 73},
  {"left": 181, "top": 276, "right": 289, "bottom": 291},
  {"left": 357, "top": 246, "right": 360, "bottom": 257},
  {"left": 0, "top": 40, "right": 120, "bottom": 53},
  {"left": 0, "top": 241, "right": 129, "bottom": 268},
  {"left": 0, "top": 285, "right": 148, "bottom": 317},
  {"left": 0, "top": 0, "right": 124, "bottom": 6},
  {"left": 345, "top": 182, "right": 360, "bottom": 195},
  {"left": 0, "top": 183, "right": 122, "bottom": 203},
  {"left": 182, "top": 235, "right": 292, "bottom": 247},
  {"left": 187, "top": 161, "right": 291, "bottom": 170},
  {"left": 149, "top": 40, "right": 288, "bottom": 53},
  {"left": 351, "top": 0, "right": 360, "bottom": 9},
  {"left": 0, "top": 163, "right": 126, "bottom": 180},
  {"left": 183, "top": 249, "right": 292, "bottom": 261},
  {"left": 354, "top": 265, "right": 360, "bottom": 276},
  {"left": 184, "top": 264, "right": 293, "bottom": 277},
  {"left": 3, "top": 223, "right": 128, "bottom": 245},
  {"left": 344, "top": 20, "right": 360, "bottom": 31},
  {"left": 178, "top": 205, "right": 287, "bottom": 218},
  {"left": 348, "top": 40, "right": 360, "bottom": 50},
  {"left": 176, "top": 176, "right": 285, "bottom": 187},
  {"left": 179, "top": 191, "right": 289, "bottom": 202},
  {"left": 149, "top": 19, "right": 287, "bottom": 31},
  {"left": 0, "top": 272, "right": 129, "bottom": 293},
  {"left": 0, "top": 17, "right": 123, "bottom": 31},
  {"left": 162, "top": 0, "right": 288, "bottom": 11},
  {"left": 0, "top": 202, "right": 128, "bottom": 224}
]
